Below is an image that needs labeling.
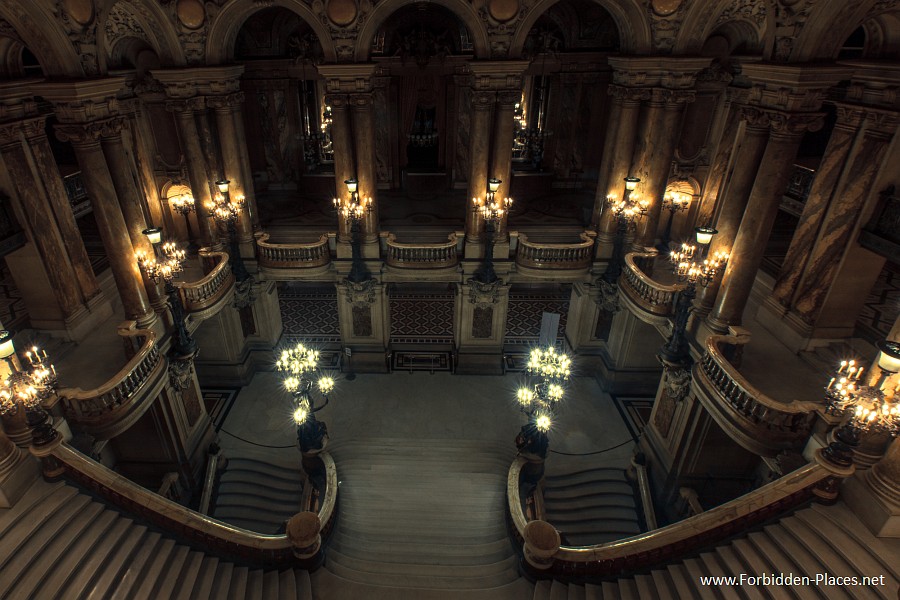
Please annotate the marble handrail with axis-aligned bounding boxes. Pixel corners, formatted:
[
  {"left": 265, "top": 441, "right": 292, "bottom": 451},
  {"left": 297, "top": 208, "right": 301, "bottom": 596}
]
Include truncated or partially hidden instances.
[
  {"left": 384, "top": 233, "right": 459, "bottom": 269},
  {"left": 619, "top": 251, "right": 682, "bottom": 316},
  {"left": 46, "top": 442, "right": 339, "bottom": 567},
  {"left": 176, "top": 249, "right": 234, "bottom": 313},
  {"left": 516, "top": 232, "right": 594, "bottom": 270},
  {"left": 697, "top": 334, "right": 820, "bottom": 442},
  {"left": 57, "top": 324, "right": 163, "bottom": 422},
  {"left": 255, "top": 232, "right": 331, "bottom": 268},
  {"left": 508, "top": 454, "right": 848, "bottom": 577},
  {"left": 198, "top": 448, "right": 222, "bottom": 515}
]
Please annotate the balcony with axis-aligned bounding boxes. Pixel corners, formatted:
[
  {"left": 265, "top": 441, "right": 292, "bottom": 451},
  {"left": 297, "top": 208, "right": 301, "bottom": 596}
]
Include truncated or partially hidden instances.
[
  {"left": 176, "top": 249, "right": 234, "bottom": 320},
  {"left": 255, "top": 232, "right": 332, "bottom": 277},
  {"left": 619, "top": 250, "right": 682, "bottom": 323},
  {"left": 383, "top": 233, "right": 460, "bottom": 270},
  {"left": 514, "top": 232, "right": 594, "bottom": 277}
]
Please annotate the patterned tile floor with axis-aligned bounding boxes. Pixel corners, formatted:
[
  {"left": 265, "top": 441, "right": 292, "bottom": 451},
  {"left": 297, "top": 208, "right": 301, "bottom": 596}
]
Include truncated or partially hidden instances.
[
  {"left": 389, "top": 292, "right": 455, "bottom": 343},
  {"left": 504, "top": 288, "right": 570, "bottom": 346}
]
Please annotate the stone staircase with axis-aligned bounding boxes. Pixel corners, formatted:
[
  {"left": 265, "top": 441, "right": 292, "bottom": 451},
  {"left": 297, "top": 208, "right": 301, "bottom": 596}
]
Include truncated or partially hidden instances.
[
  {"left": 531, "top": 501, "right": 900, "bottom": 600},
  {"left": 542, "top": 459, "right": 642, "bottom": 546},
  {"left": 318, "top": 437, "right": 528, "bottom": 598},
  {"left": 210, "top": 447, "right": 304, "bottom": 534},
  {"left": 0, "top": 477, "right": 313, "bottom": 599}
]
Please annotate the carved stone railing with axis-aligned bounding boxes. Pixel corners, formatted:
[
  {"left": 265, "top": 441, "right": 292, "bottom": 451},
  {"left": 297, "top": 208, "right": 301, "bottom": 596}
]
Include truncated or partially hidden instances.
[
  {"left": 619, "top": 251, "right": 682, "bottom": 317},
  {"left": 384, "top": 233, "right": 459, "bottom": 269},
  {"left": 57, "top": 322, "right": 165, "bottom": 439},
  {"left": 39, "top": 443, "right": 337, "bottom": 569},
  {"left": 508, "top": 452, "right": 852, "bottom": 579},
  {"left": 176, "top": 249, "right": 234, "bottom": 314},
  {"left": 694, "top": 334, "right": 820, "bottom": 457},
  {"left": 255, "top": 232, "right": 331, "bottom": 269},
  {"left": 516, "top": 232, "right": 594, "bottom": 271}
]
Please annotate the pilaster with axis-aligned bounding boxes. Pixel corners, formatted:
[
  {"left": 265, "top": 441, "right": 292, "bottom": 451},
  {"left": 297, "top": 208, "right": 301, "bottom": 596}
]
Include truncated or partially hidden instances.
[
  {"left": 455, "top": 279, "right": 510, "bottom": 375},
  {"left": 336, "top": 279, "right": 389, "bottom": 373}
]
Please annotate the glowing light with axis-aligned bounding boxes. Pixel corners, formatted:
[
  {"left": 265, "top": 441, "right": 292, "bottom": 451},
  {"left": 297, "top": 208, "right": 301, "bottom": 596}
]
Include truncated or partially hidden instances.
[
  {"left": 535, "top": 414, "right": 552, "bottom": 432},
  {"left": 293, "top": 407, "right": 308, "bottom": 424}
]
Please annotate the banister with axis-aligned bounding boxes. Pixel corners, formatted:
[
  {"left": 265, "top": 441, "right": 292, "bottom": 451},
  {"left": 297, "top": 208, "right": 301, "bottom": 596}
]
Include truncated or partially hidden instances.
[
  {"left": 515, "top": 232, "right": 594, "bottom": 270},
  {"left": 619, "top": 250, "right": 683, "bottom": 317},
  {"left": 632, "top": 457, "right": 657, "bottom": 531},
  {"left": 175, "top": 249, "right": 234, "bottom": 313},
  {"left": 45, "top": 442, "right": 338, "bottom": 568},
  {"left": 199, "top": 447, "right": 222, "bottom": 515},
  {"left": 384, "top": 233, "right": 459, "bottom": 269},
  {"left": 255, "top": 232, "right": 331, "bottom": 268},
  {"left": 508, "top": 453, "right": 851, "bottom": 576}
]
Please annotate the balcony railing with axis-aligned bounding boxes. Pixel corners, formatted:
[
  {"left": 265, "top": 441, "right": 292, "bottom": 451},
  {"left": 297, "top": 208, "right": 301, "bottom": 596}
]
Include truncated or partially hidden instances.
[
  {"left": 694, "top": 333, "right": 820, "bottom": 457},
  {"left": 515, "top": 232, "right": 594, "bottom": 271},
  {"left": 255, "top": 232, "right": 331, "bottom": 269},
  {"left": 384, "top": 233, "right": 459, "bottom": 269},
  {"left": 619, "top": 251, "right": 682, "bottom": 317},
  {"left": 176, "top": 249, "right": 234, "bottom": 314},
  {"left": 57, "top": 322, "right": 165, "bottom": 439},
  {"left": 42, "top": 443, "right": 338, "bottom": 569},
  {"left": 508, "top": 451, "right": 851, "bottom": 580}
]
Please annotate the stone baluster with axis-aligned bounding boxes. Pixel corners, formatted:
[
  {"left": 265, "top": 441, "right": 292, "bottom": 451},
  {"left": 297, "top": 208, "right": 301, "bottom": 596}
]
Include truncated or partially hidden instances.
[
  {"left": 55, "top": 119, "right": 155, "bottom": 325},
  {"left": 207, "top": 93, "right": 254, "bottom": 242},
  {"left": 350, "top": 92, "right": 380, "bottom": 243},
  {"left": 707, "top": 108, "right": 824, "bottom": 331},
  {"left": 166, "top": 99, "right": 218, "bottom": 245},
  {"left": 465, "top": 90, "right": 494, "bottom": 244},
  {"left": 770, "top": 104, "right": 866, "bottom": 309}
]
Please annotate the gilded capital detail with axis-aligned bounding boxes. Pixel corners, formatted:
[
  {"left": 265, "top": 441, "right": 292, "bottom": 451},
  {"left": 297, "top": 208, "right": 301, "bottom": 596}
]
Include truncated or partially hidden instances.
[{"left": 739, "top": 106, "right": 824, "bottom": 136}]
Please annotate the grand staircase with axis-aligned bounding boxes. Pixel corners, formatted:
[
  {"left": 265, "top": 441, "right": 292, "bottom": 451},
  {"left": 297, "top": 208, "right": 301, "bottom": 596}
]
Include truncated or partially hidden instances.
[
  {"left": 315, "top": 437, "right": 531, "bottom": 599},
  {"left": 210, "top": 447, "right": 304, "bottom": 534},
  {"left": 531, "top": 501, "right": 900, "bottom": 600},
  {"left": 0, "top": 477, "right": 313, "bottom": 599}
]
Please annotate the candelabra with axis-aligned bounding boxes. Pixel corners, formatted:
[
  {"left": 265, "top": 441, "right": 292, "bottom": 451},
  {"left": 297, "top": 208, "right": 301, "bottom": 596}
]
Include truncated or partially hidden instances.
[
  {"left": 275, "top": 342, "right": 336, "bottom": 454},
  {"left": 658, "top": 227, "right": 728, "bottom": 364},
  {"left": 332, "top": 178, "right": 373, "bottom": 283},
  {"left": 137, "top": 228, "right": 197, "bottom": 358},
  {"left": 472, "top": 178, "right": 513, "bottom": 284},
  {"left": 601, "top": 177, "right": 650, "bottom": 286},
  {"left": 821, "top": 341, "right": 900, "bottom": 467},
  {"left": 0, "top": 330, "right": 59, "bottom": 447},
  {"left": 658, "top": 191, "right": 692, "bottom": 253},
  {"left": 168, "top": 192, "right": 198, "bottom": 253},
  {"left": 514, "top": 346, "right": 572, "bottom": 460},
  {"left": 209, "top": 179, "right": 251, "bottom": 284}
]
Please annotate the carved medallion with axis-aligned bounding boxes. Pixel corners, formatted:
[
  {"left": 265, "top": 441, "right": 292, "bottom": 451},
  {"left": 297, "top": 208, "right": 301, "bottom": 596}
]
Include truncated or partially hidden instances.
[
  {"left": 326, "top": 0, "right": 358, "bottom": 27},
  {"left": 176, "top": 0, "right": 205, "bottom": 30},
  {"left": 651, "top": 0, "right": 683, "bottom": 16},
  {"left": 488, "top": 0, "right": 519, "bottom": 23},
  {"left": 63, "top": 0, "right": 94, "bottom": 26}
]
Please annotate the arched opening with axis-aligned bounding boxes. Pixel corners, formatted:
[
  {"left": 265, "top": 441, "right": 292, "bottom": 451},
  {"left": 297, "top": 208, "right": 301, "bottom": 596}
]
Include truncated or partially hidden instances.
[
  {"left": 0, "top": 36, "right": 43, "bottom": 80},
  {"left": 839, "top": 26, "right": 867, "bottom": 60},
  {"left": 108, "top": 37, "right": 161, "bottom": 79}
]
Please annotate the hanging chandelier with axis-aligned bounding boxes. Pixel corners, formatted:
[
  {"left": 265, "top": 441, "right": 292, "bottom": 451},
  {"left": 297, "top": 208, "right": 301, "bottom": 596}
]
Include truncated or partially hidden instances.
[
  {"left": 514, "top": 346, "right": 571, "bottom": 459},
  {"left": 275, "top": 342, "right": 336, "bottom": 453}
]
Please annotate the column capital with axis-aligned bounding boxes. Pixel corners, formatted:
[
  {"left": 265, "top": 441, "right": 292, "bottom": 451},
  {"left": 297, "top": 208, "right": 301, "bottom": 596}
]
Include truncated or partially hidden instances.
[
  {"left": 150, "top": 65, "right": 244, "bottom": 99},
  {"left": 165, "top": 97, "right": 207, "bottom": 115},
  {"left": 205, "top": 92, "right": 245, "bottom": 113},
  {"left": 742, "top": 63, "right": 851, "bottom": 113},
  {"left": 349, "top": 92, "right": 375, "bottom": 110},
  {"left": 54, "top": 116, "right": 128, "bottom": 146},
  {"left": 865, "top": 109, "right": 900, "bottom": 140},
  {"left": 607, "top": 56, "right": 711, "bottom": 89},
  {"left": 317, "top": 63, "right": 377, "bottom": 94},
  {"left": 324, "top": 93, "right": 350, "bottom": 109},
  {"left": 608, "top": 84, "right": 652, "bottom": 105},
  {"left": 0, "top": 115, "right": 48, "bottom": 148},
  {"left": 497, "top": 90, "right": 520, "bottom": 108},
  {"left": 468, "top": 60, "right": 530, "bottom": 92},
  {"left": 650, "top": 87, "right": 696, "bottom": 107},
  {"left": 739, "top": 106, "right": 824, "bottom": 138},
  {"left": 33, "top": 78, "right": 126, "bottom": 123},
  {"left": 471, "top": 90, "right": 496, "bottom": 110}
]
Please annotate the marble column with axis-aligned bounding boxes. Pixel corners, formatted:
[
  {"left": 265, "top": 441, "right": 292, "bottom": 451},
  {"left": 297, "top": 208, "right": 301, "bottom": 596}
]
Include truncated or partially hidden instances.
[
  {"left": 350, "top": 92, "right": 380, "bottom": 243},
  {"left": 224, "top": 94, "right": 260, "bottom": 228},
  {"left": 326, "top": 94, "right": 355, "bottom": 242},
  {"left": 591, "top": 89, "right": 624, "bottom": 229},
  {"left": 208, "top": 93, "right": 253, "bottom": 241},
  {"left": 489, "top": 90, "right": 519, "bottom": 236},
  {"left": 167, "top": 99, "right": 217, "bottom": 245},
  {"left": 791, "top": 116, "right": 897, "bottom": 325},
  {"left": 707, "top": 109, "right": 823, "bottom": 331},
  {"left": 56, "top": 121, "right": 154, "bottom": 325},
  {"left": 695, "top": 115, "right": 770, "bottom": 318},
  {"left": 632, "top": 89, "right": 695, "bottom": 248},
  {"left": 0, "top": 119, "right": 86, "bottom": 319},
  {"left": 465, "top": 91, "right": 495, "bottom": 243},
  {"left": 123, "top": 99, "right": 173, "bottom": 236},
  {"left": 770, "top": 106, "right": 864, "bottom": 308}
]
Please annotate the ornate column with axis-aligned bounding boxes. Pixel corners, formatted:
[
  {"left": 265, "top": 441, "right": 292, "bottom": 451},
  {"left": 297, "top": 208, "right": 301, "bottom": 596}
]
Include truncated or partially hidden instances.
[
  {"left": 707, "top": 109, "right": 824, "bottom": 331},
  {"left": 326, "top": 93, "right": 354, "bottom": 242},
  {"left": 165, "top": 99, "right": 218, "bottom": 245},
  {"left": 350, "top": 92, "right": 380, "bottom": 243},
  {"left": 456, "top": 280, "right": 511, "bottom": 375},
  {"left": 465, "top": 90, "right": 494, "bottom": 244},
  {"left": 121, "top": 98, "right": 174, "bottom": 236},
  {"left": 770, "top": 104, "right": 866, "bottom": 309},
  {"left": 207, "top": 92, "right": 253, "bottom": 242},
  {"left": 790, "top": 111, "right": 898, "bottom": 326},
  {"left": 489, "top": 90, "right": 520, "bottom": 236}
]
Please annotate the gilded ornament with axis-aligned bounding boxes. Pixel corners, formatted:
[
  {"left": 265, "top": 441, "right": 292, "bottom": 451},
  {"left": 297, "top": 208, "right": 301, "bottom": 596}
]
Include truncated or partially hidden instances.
[
  {"left": 326, "top": 0, "right": 358, "bottom": 27},
  {"left": 488, "top": 0, "right": 519, "bottom": 23},
  {"left": 651, "top": 0, "right": 683, "bottom": 16},
  {"left": 176, "top": 0, "right": 205, "bottom": 30},
  {"left": 63, "top": 0, "right": 94, "bottom": 26}
]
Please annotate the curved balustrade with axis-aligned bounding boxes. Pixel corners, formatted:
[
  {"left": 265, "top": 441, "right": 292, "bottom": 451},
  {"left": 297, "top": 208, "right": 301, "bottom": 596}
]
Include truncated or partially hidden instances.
[
  {"left": 42, "top": 443, "right": 338, "bottom": 569},
  {"left": 694, "top": 334, "right": 821, "bottom": 457},
  {"left": 508, "top": 453, "right": 850, "bottom": 579},
  {"left": 176, "top": 249, "right": 234, "bottom": 314},
  {"left": 516, "top": 232, "right": 594, "bottom": 271},
  {"left": 619, "top": 251, "right": 682, "bottom": 317},
  {"left": 384, "top": 233, "right": 459, "bottom": 269},
  {"left": 57, "top": 323, "right": 165, "bottom": 439},
  {"left": 256, "top": 232, "right": 331, "bottom": 269}
]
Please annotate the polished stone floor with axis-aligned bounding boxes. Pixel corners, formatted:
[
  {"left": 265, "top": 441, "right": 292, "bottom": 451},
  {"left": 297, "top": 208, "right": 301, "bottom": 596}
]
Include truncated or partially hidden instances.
[{"left": 217, "top": 371, "right": 636, "bottom": 469}]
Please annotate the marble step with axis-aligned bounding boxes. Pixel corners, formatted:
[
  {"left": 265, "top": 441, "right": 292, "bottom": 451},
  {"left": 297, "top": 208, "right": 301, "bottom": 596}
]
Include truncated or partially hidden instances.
[
  {"left": 110, "top": 530, "right": 166, "bottom": 599},
  {"left": 761, "top": 525, "right": 853, "bottom": 600},
  {"left": 729, "top": 538, "right": 801, "bottom": 600},
  {"left": 212, "top": 492, "right": 302, "bottom": 515},
  {"left": 217, "top": 470, "right": 304, "bottom": 492},
  {"left": 543, "top": 467, "right": 629, "bottom": 484},
  {"left": 545, "top": 505, "right": 641, "bottom": 523},
  {"left": 542, "top": 493, "right": 637, "bottom": 511},
  {"left": 682, "top": 558, "right": 722, "bottom": 600},
  {"left": 79, "top": 522, "right": 150, "bottom": 600},
  {"left": 543, "top": 481, "right": 634, "bottom": 500},
  {"left": 665, "top": 564, "right": 698, "bottom": 600},
  {"left": 745, "top": 531, "right": 821, "bottom": 600}
]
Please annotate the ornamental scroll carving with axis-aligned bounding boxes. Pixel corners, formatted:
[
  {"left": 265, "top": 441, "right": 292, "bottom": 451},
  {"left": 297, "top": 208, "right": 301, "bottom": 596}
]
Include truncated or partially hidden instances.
[
  {"left": 773, "top": 0, "right": 816, "bottom": 62},
  {"left": 105, "top": 3, "right": 152, "bottom": 53},
  {"left": 646, "top": 0, "right": 689, "bottom": 53},
  {"left": 54, "top": 0, "right": 101, "bottom": 75},
  {"left": 468, "top": 278, "right": 502, "bottom": 306},
  {"left": 54, "top": 116, "right": 129, "bottom": 145},
  {"left": 738, "top": 106, "right": 824, "bottom": 136},
  {"left": 653, "top": 364, "right": 691, "bottom": 437}
]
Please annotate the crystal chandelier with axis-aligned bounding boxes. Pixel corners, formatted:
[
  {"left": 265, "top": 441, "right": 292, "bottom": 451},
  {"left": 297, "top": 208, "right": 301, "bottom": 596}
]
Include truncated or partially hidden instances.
[
  {"left": 276, "top": 342, "right": 336, "bottom": 453},
  {"left": 515, "top": 346, "right": 571, "bottom": 459},
  {"left": 0, "top": 331, "right": 59, "bottom": 447}
]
